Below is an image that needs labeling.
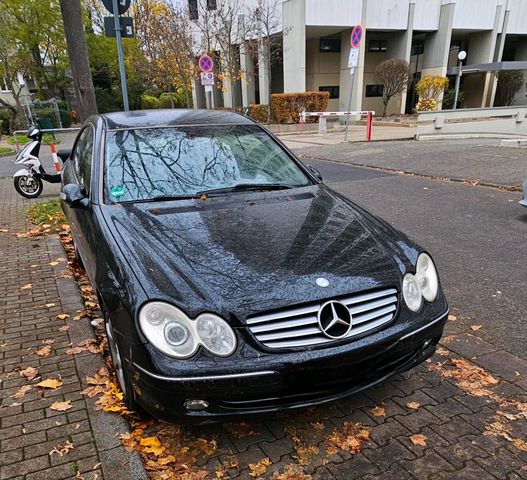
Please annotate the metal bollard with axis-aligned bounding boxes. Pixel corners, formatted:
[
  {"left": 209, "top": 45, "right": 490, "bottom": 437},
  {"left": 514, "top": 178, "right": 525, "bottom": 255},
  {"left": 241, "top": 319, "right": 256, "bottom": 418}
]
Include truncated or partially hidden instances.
[
  {"left": 49, "top": 143, "right": 61, "bottom": 173},
  {"left": 366, "top": 112, "right": 372, "bottom": 142}
]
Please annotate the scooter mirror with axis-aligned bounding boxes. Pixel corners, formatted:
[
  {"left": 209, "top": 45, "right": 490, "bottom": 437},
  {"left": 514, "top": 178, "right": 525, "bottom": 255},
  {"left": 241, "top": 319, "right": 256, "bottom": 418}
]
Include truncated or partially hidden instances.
[{"left": 27, "top": 127, "right": 42, "bottom": 140}]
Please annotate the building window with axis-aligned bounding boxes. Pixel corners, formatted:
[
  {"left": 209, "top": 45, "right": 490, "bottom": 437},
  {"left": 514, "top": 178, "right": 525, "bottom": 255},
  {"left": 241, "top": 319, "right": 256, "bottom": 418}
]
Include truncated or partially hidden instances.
[
  {"left": 411, "top": 40, "right": 424, "bottom": 56},
  {"left": 188, "top": 0, "right": 198, "bottom": 20},
  {"left": 366, "top": 85, "right": 384, "bottom": 97},
  {"left": 368, "top": 39, "right": 387, "bottom": 52},
  {"left": 320, "top": 38, "right": 341, "bottom": 53},
  {"left": 319, "top": 86, "right": 340, "bottom": 99}
]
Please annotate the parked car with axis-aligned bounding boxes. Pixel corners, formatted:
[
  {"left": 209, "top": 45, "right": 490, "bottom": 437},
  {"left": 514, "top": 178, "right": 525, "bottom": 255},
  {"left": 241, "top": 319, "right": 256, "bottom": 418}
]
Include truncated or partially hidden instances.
[
  {"left": 59, "top": 109, "right": 448, "bottom": 422},
  {"left": 520, "top": 180, "right": 527, "bottom": 207}
]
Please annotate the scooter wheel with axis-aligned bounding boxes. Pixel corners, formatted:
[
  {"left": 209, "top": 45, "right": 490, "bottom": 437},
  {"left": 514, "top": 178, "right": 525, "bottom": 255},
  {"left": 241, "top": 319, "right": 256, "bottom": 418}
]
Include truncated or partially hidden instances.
[{"left": 14, "top": 175, "right": 43, "bottom": 198}]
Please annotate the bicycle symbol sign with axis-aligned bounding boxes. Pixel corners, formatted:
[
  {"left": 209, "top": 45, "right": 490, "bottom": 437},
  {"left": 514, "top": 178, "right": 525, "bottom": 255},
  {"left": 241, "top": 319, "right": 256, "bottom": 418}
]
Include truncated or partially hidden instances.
[
  {"left": 350, "top": 25, "right": 363, "bottom": 48},
  {"left": 199, "top": 55, "right": 214, "bottom": 73}
]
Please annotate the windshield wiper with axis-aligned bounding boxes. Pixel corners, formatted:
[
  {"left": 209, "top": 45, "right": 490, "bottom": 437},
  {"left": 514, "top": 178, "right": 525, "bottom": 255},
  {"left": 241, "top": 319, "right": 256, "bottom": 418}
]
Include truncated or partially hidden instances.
[
  {"left": 198, "top": 183, "right": 295, "bottom": 197},
  {"left": 131, "top": 194, "right": 198, "bottom": 204}
]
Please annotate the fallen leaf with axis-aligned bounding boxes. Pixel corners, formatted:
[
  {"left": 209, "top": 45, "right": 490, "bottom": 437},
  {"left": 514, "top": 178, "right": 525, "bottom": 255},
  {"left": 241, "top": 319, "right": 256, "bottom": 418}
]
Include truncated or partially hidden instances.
[
  {"left": 471, "top": 325, "right": 482, "bottom": 331},
  {"left": 324, "top": 422, "right": 370, "bottom": 455},
  {"left": 49, "top": 261, "right": 59, "bottom": 266},
  {"left": 58, "top": 325, "right": 70, "bottom": 332},
  {"left": 0, "top": 228, "right": 8, "bottom": 232},
  {"left": 410, "top": 434, "right": 427, "bottom": 446},
  {"left": 81, "top": 385, "right": 105, "bottom": 398},
  {"left": 36, "top": 345, "right": 52, "bottom": 356},
  {"left": 42, "top": 339, "right": 55, "bottom": 345},
  {"left": 248, "top": 458, "right": 272, "bottom": 477},
  {"left": 448, "top": 315, "right": 457, "bottom": 321},
  {"left": 370, "top": 406, "right": 386, "bottom": 417},
  {"left": 436, "top": 347, "right": 449, "bottom": 356},
  {"left": 406, "top": 402, "right": 420, "bottom": 410},
  {"left": 36, "top": 378, "right": 63, "bottom": 390},
  {"left": 50, "top": 400, "right": 72, "bottom": 411},
  {"left": 139, "top": 436, "right": 166, "bottom": 456},
  {"left": 57, "top": 313, "right": 70, "bottom": 320},
  {"left": 49, "top": 440, "right": 74, "bottom": 456},
  {"left": 45, "top": 303, "right": 56, "bottom": 308},
  {"left": 21, "top": 283, "right": 32, "bottom": 290},
  {"left": 20, "top": 367, "right": 39, "bottom": 380},
  {"left": 12, "top": 385, "right": 32, "bottom": 398},
  {"left": 513, "top": 439, "right": 527, "bottom": 451}
]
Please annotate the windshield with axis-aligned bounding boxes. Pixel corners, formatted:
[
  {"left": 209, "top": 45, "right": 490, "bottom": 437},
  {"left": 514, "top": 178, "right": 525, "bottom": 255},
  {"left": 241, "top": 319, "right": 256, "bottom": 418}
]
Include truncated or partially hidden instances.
[{"left": 104, "top": 124, "right": 311, "bottom": 203}]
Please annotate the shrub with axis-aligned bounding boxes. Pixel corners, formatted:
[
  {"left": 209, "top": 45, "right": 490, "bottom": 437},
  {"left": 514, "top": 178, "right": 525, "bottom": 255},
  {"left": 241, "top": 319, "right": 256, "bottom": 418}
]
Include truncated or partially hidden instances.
[
  {"left": 59, "top": 109, "right": 72, "bottom": 128},
  {"left": 95, "top": 87, "right": 120, "bottom": 113},
  {"left": 141, "top": 94, "right": 161, "bottom": 109},
  {"left": 271, "top": 92, "right": 330, "bottom": 124},
  {"left": 495, "top": 71, "right": 524, "bottom": 106},
  {"left": 442, "top": 88, "right": 464, "bottom": 109},
  {"left": 0, "top": 108, "right": 13, "bottom": 134},
  {"left": 415, "top": 76, "right": 448, "bottom": 111},
  {"left": 248, "top": 104, "right": 269, "bottom": 124}
]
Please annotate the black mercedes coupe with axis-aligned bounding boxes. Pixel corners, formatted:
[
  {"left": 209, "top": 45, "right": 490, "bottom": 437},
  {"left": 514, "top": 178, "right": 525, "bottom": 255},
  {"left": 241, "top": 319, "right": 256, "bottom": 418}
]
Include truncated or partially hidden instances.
[{"left": 59, "top": 109, "right": 448, "bottom": 421}]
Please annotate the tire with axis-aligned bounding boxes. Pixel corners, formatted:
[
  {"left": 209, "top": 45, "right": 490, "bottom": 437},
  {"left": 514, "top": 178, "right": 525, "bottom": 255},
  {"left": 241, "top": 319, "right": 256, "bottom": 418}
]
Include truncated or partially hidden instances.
[
  {"left": 104, "top": 315, "right": 141, "bottom": 412},
  {"left": 14, "top": 175, "right": 43, "bottom": 199}
]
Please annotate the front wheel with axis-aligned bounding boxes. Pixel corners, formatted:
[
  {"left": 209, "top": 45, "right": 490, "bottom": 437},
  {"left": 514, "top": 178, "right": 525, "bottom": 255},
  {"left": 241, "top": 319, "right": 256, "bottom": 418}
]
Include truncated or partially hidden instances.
[{"left": 14, "top": 175, "right": 43, "bottom": 198}]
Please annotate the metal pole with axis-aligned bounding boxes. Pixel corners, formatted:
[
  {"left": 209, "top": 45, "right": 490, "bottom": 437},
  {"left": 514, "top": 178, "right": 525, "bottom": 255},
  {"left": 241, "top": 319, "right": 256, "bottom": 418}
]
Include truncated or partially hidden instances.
[
  {"left": 343, "top": 71, "right": 355, "bottom": 142},
  {"left": 112, "top": 0, "right": 129, "bottom": 111},
  {"left": 453, "top": 60, "right": 463, "bottom": 110}
]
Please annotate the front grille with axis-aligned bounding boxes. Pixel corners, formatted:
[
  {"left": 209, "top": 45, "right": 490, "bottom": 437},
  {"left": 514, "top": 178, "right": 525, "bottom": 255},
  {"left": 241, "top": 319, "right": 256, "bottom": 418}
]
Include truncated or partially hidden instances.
[{"left": 246, "top": 288, "right": 398, "bottom": 349}]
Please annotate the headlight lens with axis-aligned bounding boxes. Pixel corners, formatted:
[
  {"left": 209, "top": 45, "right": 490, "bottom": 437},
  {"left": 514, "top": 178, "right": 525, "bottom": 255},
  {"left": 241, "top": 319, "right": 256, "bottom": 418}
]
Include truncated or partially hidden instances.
[
  {"left": 196, "top": 314, "right": 237, "bottom": 356},
  {"left": 403, "top": 273, "right": 422, "bottom": 312},
  {"left": 403, "top": 253, "right": 439, "bottom": 311},
  {"left": 416, "top": 253, "right": 439, "bottom": 302},
  {"left": 139, "top": 302, "right": 236, "bottom": 358}
]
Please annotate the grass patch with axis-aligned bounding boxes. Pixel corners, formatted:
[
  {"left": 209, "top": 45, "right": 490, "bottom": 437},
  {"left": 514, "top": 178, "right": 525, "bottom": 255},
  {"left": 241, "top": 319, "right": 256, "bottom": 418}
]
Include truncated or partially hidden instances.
[
  {"left": 0, "top": 147, "right": 13, "bottom": 154},
  {"left": 7, "top": 133, "right": 60, "bottom": 146},
  {"left": 27, "top": 200, "right": 65, "bottom": 233}
]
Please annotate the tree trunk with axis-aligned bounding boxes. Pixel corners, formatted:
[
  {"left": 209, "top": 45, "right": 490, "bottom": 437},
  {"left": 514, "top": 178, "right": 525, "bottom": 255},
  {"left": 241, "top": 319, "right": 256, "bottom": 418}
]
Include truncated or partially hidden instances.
[
  {"left": 382, "top": 96, "right": 389, "bottom": 117},
  {"left": 59, "top": 0, "right": 97, "bottom": 121}
]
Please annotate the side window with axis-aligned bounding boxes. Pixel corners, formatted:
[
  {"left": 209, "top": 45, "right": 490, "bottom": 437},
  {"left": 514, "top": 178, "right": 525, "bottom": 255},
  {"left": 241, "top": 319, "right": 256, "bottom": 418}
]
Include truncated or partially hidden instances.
[{"left": 72, "top": 127, "right": 94, "bottom": 194}]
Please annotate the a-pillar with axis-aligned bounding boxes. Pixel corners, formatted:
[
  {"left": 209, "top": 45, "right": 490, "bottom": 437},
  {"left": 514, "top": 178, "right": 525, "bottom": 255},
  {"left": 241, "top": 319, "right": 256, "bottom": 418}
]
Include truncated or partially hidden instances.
[
  {"left": 240, "top": 41, "right": 256, "bottom": 108},
  {"left": 283, "top": 0, "right": 306, "bottom": 93},
  {"left": 421, "top": 0, "right": 455, "bottom": 108}
]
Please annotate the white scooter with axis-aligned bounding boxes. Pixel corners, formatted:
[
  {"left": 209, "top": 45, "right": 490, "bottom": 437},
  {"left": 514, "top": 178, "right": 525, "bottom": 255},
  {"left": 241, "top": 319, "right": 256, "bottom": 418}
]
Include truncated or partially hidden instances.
[{"left": 13, "top": 127, "right": 61, "bottom": 198}]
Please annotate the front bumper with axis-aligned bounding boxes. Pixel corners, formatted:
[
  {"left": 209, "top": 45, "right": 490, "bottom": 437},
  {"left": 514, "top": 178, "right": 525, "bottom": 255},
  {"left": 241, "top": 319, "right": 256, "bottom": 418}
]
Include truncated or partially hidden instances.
[{"left": 127, "top": 311, "right": 448, "bottom": 422}]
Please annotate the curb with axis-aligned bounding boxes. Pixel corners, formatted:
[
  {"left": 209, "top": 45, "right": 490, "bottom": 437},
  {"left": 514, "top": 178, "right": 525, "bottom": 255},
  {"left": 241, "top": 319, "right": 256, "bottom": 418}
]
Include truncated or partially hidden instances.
[{"left": 46, "top": 235, "right": 147, "bottom": 480}]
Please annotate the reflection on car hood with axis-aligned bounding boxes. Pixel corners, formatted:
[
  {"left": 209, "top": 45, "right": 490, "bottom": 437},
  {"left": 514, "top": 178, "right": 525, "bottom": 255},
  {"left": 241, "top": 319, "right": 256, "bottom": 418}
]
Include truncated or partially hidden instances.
[{"left": 101, "top": 185, "right": 418, "bottom": 321}]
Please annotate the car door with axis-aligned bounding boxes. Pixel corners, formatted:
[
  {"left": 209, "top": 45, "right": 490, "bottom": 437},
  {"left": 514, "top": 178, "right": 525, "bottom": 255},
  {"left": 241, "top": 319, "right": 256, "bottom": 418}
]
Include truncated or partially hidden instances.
[{"left": 66, "top": 125, "right": 98, "bottom": 281}]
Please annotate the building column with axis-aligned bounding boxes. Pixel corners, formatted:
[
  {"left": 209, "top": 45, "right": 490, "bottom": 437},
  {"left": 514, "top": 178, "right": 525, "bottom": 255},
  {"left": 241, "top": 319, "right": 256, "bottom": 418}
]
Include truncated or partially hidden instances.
[
  {"left": 222, "top": 78, "right": 234, "bottom": 108},
  {"left": 282, "top": 0, "right": 306, "bottom": 92},
  {"left": 390, "top": 0, "right": 415, "bottom": 113},
  {"left": 421, "top": 0, "right": 455, "bottom": 108},
  {"left": 258, "top": 42, "right": 271, "bottom": 104},
  {"left": 240, "top": 41, "right": 256, "bottom": 107},
  {"left": 489, "top": 4, "right": 510, "bottom": 106}
]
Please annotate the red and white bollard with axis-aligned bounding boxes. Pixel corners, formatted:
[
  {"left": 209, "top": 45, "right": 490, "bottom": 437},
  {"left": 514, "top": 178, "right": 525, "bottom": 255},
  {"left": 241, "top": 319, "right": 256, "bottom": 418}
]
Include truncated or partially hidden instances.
[
  {"left": 49, "top": 143, "right": 61, "bottom": 173},
  {"left": 366, "top": 111, "right": 373, "bottom": 142}
]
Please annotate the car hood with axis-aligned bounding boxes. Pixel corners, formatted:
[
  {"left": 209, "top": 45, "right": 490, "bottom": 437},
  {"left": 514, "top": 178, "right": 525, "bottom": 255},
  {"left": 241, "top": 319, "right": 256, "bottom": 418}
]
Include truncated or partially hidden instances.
[{"left": 101, "top": 185, "right": 418, "bottom": 322}]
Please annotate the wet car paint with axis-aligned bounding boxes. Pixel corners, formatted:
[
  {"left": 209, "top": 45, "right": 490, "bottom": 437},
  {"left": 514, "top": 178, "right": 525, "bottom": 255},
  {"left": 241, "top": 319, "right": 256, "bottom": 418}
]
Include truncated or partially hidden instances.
[{"left": 61, "top": 109, "right": 448, "bottom": 421}]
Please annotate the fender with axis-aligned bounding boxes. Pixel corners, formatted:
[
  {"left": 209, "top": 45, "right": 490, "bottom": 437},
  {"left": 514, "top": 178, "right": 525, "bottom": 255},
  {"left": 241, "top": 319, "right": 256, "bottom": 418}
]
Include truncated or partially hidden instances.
[{"left": 13, "top": 168, "right": 32, "bottom": 178}]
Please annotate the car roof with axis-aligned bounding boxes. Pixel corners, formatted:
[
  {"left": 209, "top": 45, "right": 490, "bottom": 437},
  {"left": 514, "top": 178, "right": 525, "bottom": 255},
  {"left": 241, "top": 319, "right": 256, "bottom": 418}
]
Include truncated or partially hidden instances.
[{"left": 99, "top": 109, "right": 255, "bottom": 130}]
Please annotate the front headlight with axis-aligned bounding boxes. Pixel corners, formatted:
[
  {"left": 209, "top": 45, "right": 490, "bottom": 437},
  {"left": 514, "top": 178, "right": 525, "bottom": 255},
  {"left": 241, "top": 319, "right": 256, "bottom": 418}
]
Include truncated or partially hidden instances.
[
  {"left": 403, "top": 253, "right": 439, "bottom": 312},
  {"left": 139, "top": 302, "right": 236, "bottom": 358}
]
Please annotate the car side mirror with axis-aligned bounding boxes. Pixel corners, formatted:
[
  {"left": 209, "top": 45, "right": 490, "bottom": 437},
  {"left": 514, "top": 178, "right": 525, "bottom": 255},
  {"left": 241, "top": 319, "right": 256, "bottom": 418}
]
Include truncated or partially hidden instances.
[
  {"left": 60, "top": 183, "right": 89, "bottom": 208},
  {"left": 306, "top": 164, "right": 323, "bottom": 182},
  {"left": 57, "top": 149, "right": 72, "bottom": 162}
]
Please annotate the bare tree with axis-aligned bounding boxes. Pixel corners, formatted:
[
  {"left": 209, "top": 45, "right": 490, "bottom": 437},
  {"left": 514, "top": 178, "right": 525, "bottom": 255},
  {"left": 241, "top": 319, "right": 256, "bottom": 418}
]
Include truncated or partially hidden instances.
[
  {"left": 59, "top": 0, "right": 98, "bottom": 120},
  {"left": 246, "top": 0, "right": 283, "bottom": 120},
  {"left": 375, "top": 58, "right": 411, "bottom": 117}
]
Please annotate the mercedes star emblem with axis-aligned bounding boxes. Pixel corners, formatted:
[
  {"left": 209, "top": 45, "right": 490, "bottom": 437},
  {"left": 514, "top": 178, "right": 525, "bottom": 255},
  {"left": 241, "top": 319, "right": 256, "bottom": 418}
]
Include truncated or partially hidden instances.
[{"left": 317, "top": 300, "right": 353, "bottom": 339}]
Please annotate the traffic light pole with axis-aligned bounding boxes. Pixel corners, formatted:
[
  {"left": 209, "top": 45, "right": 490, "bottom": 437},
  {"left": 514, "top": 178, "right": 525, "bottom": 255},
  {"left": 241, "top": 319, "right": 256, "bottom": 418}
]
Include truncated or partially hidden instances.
[{"left": 112, "top": 0, "right": 129, "bottom": 111}]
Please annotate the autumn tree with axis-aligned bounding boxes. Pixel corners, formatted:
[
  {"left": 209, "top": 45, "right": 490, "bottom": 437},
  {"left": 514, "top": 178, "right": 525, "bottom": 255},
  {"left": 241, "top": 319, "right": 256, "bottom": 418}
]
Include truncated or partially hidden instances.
[
  {"left": 375, "top": 59, "right": 411, "bottom": 117},
  {"left": 495, "top": 71, "right": 524, "bottom": 106},
  {"left": 415, "top": 75, "right": 449, "bottom": 112}
]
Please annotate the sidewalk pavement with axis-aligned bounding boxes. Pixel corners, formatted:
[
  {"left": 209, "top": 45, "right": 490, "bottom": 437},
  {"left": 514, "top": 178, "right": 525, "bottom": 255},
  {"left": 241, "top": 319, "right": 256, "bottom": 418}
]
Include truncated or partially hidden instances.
[
  {"left": 0, "top": 179, "right": 145, "bottom": 480},
  {"left": 0, "top": 175, "right": 526, "bottom": 479},
  {"left": 277, "top": 125, "right": 416, "bottom": 149}
]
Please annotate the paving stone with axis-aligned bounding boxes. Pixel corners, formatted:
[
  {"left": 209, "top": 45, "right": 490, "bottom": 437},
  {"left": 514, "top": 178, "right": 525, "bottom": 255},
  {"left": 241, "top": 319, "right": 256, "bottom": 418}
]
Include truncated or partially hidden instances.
[
  {"left": 472, "top": 350, "right": 527, "bottom": 381},
  {"left": 432, "top": 460, "right": 499, "bottom": 480},
  {"left": 433, "top": 436, "right": 489, "bottom": 469},
  {"left": 446, "top": 333, "right": 498, "bottom": 359},
  {"left": 327, "top": 453, "right": 381, "bottom": 479},
  {"left": 369, "top": 418, "right": 410, "bottom": 447},
  {"left": 363, "top": 438, "right": 415, "bottom": 466},
  {"left": 400, "top": 450, "right": 456, "bottom": 477},
  {"left": 424, "top": 396, "right": 472, "bottom": 422},
  {"left": 473, "top": 448, "right": 526, "bottom": 478}
]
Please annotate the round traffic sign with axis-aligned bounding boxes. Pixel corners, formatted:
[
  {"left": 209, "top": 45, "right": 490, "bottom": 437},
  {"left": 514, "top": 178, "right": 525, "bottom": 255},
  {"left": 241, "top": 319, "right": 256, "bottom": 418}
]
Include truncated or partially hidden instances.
[
  {"left": 350, "top": 25, "right": 363, "bottom": 48},
  {"left": 101, "top": 0, "right": 131, "bottom": 15},
  {"left": 199, "top": 55, "right": 214, "bottom": 73}
]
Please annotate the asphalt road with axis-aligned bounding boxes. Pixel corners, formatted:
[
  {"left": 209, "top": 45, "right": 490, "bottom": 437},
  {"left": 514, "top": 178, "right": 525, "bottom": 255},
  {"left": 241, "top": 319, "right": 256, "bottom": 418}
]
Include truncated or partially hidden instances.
[
  {"left": 301, "top": 156, "right": 527, "bottom": 360},
  {"left": 2, "top": 137, "right": 526, "bottom": 359}
]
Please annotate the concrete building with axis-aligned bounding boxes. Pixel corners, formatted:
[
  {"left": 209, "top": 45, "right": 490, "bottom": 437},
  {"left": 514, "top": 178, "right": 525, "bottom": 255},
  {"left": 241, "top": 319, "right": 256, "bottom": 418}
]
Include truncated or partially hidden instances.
[{"left": 191, "top": 0, "right": 527, "bottom": 113}]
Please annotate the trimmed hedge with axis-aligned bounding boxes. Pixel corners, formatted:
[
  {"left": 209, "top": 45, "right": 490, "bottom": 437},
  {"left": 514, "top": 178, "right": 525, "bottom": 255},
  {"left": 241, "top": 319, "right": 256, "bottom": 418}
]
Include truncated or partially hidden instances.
[
  {"left": 271, "top": 92, "right": 330, "bottom": 124},
  {"left": 248, "top": 104, "right": 269, "bottom": 124}
]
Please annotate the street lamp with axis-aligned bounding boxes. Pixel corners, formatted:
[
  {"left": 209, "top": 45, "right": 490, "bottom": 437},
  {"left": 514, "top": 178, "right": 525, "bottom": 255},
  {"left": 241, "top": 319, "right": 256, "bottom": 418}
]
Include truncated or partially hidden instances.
[{"left": 453, "top": 50, "right": 467, "bottom": 110}]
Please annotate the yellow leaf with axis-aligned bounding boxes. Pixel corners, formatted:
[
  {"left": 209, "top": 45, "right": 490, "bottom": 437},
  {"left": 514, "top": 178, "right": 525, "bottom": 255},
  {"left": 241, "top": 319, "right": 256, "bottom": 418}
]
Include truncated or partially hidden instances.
[
  {"left": 471, "top": 325, "right": 482, "bottom": 331},
  {"left": 248, "top": 458, "right": 272, "bottom": 477},
  {"left": 59, "top": 325, "right": 70, "bottom": 332},
  {"left": 12, "top": 385, "right": 31, "bottom": 398},
  {"left": 513, "top": 439, "right": 527, "bottom": 451},
  {"left": 140, "top": 436, "right": 166, "bottom": 456},
  {"left": 36, "top": 345, "right": 52, "bottom": 356},
  {"left": 85, "top": 301, "right": 97, "bottom": 308},
  {"left": 57, "top": 313, "right": 70, "bottom": 320},
  {"left": 448, "top": 315, "right": 457, "bottom": 321},
  {"left": 36, "top": 378, "right": 63, "bottom": 390},
  {"left": 410, "top": 434, "right": 427, "bottom": 446},
  {"left": 157, "top": 455, "right": 176, "bottom": 465},
  {"left": 49, "top": 261, "right": 59, "bottom": 266},
  {"left": 46, "top": 303, "right": 55, "bottom": 308},
  {"left": 50, "top": 400, "right": 72, "bottom": 411},
  {"left": 49, "top": 440, "right": 74, "bottom": 456},
  {"left": 370, "top": 406, "right": 386, "bottom": 417},
  {"left": 406, "top": 402, "right": 420, "bottom": 410},
  {"left": 21, "top": 283, "right": 32, "bottom": 290}
]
